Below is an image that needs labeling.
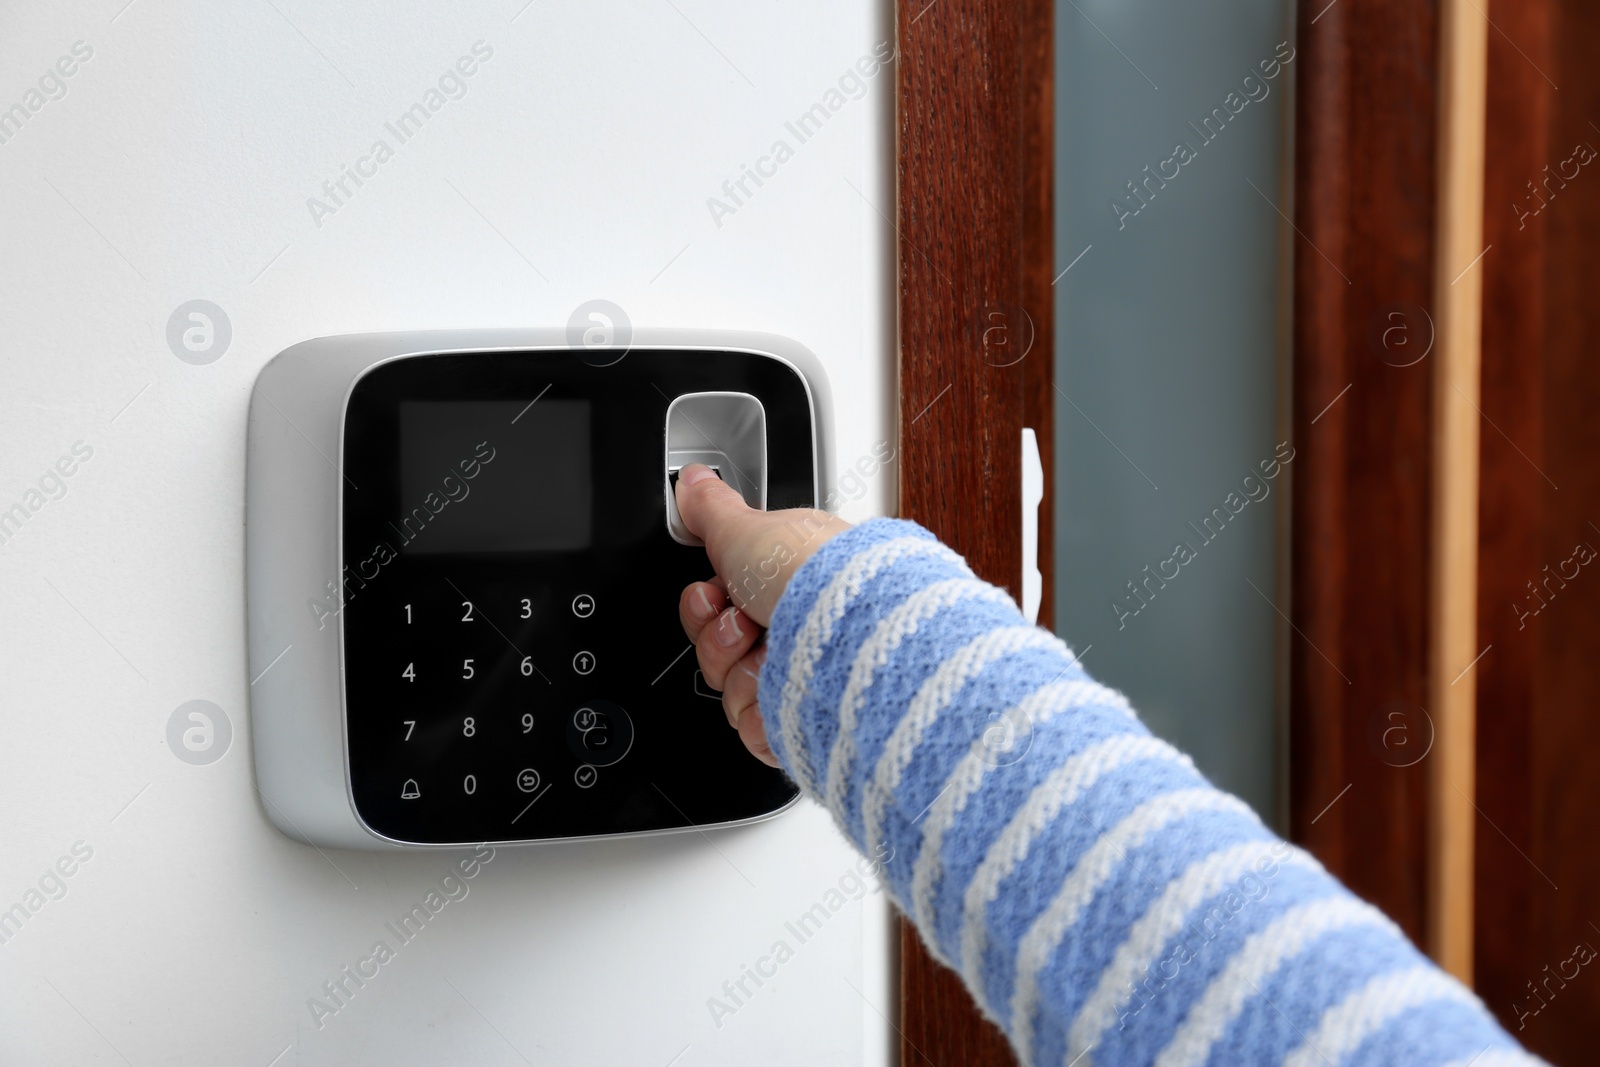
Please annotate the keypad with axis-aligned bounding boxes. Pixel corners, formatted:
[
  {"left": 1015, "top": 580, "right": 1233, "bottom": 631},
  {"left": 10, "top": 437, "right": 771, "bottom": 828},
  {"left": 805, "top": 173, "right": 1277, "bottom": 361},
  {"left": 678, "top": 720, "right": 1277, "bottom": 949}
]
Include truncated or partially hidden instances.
[{"left": 351, "top": 578, "right": 635, "bottom": 838}]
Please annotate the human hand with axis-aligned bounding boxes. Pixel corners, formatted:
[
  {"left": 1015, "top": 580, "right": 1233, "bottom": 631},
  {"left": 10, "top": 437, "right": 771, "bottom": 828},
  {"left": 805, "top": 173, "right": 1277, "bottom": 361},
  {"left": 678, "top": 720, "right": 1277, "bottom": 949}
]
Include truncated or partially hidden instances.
[{"left": 674, "top": 463, "right": 851, "bottom": 766}]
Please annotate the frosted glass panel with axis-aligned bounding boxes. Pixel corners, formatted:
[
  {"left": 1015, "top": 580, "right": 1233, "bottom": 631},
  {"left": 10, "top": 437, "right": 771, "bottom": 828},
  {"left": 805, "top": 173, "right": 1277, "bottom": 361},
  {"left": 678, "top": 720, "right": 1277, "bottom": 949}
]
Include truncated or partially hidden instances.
[{"left": 1054, "top": 0, "right": 1295, "bottom": 824}]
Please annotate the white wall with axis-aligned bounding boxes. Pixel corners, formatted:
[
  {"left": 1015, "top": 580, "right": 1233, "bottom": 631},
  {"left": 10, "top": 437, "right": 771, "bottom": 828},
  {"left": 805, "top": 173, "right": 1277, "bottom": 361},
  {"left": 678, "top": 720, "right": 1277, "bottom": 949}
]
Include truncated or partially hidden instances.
[{"left": 0, "top": 2, "right": 897, "bottom": 1063}]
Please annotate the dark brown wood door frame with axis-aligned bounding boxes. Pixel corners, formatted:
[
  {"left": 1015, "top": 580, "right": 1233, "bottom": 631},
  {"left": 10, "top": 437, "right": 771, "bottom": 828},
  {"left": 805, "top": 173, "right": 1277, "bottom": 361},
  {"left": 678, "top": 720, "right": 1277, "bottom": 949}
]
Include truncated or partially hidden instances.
[
  {"left": 1287, "top": 0, "right": 1444, "bottom": 951},
  {"left": 894, "top": 0, "right": 1052, "bottom": 1062},
  {"left": 1475, "top": 0, "right": 1600, "bottom": 1058}
]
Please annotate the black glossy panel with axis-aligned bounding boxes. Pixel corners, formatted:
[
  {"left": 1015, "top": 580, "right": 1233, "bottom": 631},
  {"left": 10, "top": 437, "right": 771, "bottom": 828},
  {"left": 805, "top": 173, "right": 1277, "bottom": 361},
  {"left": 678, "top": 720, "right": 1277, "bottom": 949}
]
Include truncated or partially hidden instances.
[{"left": 341, "top": 349, "right": 811, "bottom": 844}]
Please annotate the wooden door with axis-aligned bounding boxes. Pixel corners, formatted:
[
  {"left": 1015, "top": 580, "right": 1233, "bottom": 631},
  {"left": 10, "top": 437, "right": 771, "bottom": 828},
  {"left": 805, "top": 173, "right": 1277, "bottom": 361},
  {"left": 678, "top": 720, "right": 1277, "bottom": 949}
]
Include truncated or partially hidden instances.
[{"left": 892, "top": 0, "right": 1600, "bottom": 1060}]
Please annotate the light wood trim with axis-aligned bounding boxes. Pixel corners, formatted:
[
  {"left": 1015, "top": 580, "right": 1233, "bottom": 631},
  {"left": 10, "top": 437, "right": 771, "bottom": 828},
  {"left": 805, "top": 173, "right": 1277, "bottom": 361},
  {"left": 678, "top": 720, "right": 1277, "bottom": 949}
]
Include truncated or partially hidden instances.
[{"left": 1426, "top": 0, "right": 1489, "bottom": 981}]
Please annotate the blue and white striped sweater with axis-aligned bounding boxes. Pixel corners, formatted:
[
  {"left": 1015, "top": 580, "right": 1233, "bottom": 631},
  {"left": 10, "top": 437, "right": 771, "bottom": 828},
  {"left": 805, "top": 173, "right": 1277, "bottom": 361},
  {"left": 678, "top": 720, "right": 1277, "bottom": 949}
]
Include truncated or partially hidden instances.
[{"left": 756, "top": 518, "right": 1542, "bottom": 1067}]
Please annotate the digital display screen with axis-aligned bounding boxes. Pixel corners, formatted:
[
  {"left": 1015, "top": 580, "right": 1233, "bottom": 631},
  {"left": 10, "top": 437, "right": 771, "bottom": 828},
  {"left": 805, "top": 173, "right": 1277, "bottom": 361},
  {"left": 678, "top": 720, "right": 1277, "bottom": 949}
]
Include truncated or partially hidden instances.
[{"left": 397, "top": 399, "right": 591, "bottom": 553}]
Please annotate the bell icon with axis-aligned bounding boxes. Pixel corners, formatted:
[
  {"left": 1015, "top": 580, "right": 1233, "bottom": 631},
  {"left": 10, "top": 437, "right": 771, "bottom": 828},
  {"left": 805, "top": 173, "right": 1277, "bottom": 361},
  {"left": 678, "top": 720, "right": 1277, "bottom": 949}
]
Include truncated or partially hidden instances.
[{"left": 401, "top": 778, "right": 421, "bottom": 799}]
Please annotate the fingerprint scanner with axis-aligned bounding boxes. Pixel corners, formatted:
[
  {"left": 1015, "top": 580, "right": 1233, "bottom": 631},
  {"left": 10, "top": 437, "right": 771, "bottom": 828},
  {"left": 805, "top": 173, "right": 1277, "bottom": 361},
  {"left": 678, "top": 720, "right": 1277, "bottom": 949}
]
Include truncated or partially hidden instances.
[{"left": 664, "top": 392, "right": 766, "bottom": 546}]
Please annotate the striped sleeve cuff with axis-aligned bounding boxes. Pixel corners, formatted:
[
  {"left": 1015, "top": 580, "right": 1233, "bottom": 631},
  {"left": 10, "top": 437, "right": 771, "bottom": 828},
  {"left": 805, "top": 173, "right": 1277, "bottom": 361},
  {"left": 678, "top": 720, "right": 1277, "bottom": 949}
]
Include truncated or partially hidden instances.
[{"left": 756, "top": 517, "right": 1543, "bottom": 1067}]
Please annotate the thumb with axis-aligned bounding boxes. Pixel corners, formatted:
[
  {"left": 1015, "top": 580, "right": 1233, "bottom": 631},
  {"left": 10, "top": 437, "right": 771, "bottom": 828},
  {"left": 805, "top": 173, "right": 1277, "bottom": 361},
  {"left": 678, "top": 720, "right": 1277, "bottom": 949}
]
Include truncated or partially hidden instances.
[
  {"left": 675, "top": 464, "right": 758, "bottom": 571},
  {"left": 674, "top": 462, "right": 853, "bottom": 626}
]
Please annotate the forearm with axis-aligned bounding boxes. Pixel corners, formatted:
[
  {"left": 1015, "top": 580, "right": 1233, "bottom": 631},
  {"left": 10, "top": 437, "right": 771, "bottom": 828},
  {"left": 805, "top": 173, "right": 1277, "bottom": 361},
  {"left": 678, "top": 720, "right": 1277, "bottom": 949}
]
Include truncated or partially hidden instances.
[{"left": 756, "top": 518, "right": 1540, "bottom": 1067}]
